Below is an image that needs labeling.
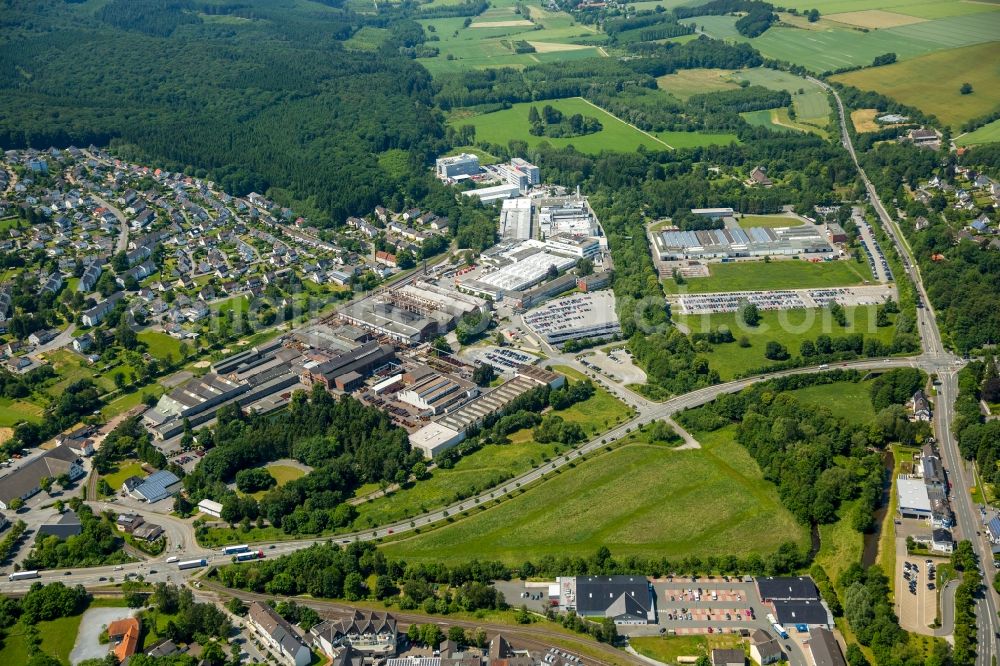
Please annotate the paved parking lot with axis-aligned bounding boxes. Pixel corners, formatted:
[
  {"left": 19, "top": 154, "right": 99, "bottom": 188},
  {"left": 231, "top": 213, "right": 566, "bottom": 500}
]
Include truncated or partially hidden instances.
[{"left": 893, "top": 528, "right": 946, "bottom": 634}]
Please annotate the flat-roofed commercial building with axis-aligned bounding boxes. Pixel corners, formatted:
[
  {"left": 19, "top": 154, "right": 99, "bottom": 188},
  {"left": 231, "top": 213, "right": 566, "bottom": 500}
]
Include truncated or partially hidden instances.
[
  {"left": 539, "top": 198, "right": 598, "bottom": 237},
  {"left": 544, "top": 233, "right": 601, "bottom": 259},
  {"left": 524, "top": 291, "right": 620, "bottom": 345},
  {"left": 461, "top": 183, "right": 520, "bottom": 204},
  {"left": 653, "top": 224, "right": 832, "bottom": 261},
  {"left": 496, "top": 157, "right": 540, "bottom": 193},
  {"left": 897, "top": 476, "right": 932, "bottom": 519},
  {"left": 398, "top": 372, "right": 477, "bottom": 415},
  {"left": 436, "top": 153, "right": 480, "bottom": 180}
]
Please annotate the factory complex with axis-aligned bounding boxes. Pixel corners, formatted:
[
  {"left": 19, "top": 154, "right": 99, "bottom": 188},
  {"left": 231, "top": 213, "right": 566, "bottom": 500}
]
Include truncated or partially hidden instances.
[{"left": 524, "top": 291, "right": 621, "bottom": 345}]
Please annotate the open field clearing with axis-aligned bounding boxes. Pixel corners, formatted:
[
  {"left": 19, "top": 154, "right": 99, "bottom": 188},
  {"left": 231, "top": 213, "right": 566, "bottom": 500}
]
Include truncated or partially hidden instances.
[
  {"left": 449, "top": 97, "right": 668, "bottom": 153},
  {"left": 824, "top": 9, "right": 926, "bottom": 28},
  {"left": 656, "top": 68, "right": 741, "bottom": 99},
  {"left": 657, "top": 129, "right": 740, "bottom": 148},
  {"left": 0, "top": 614, "right": 83, "bottom": 666},
  {"left": 626, "top": 0, "right": 703, "bottom": 10},
  {"left": 851, "top": 108, "right": 882, "bottom": 132},
  {"left": 789, "top": 379, "right": 876, "bottom": 424},
  {"left": 0, "top": 397, "right": 44, "bottom": 426},
  {"left": 957, "top": 118, "right": 1000, "bottom": 146},
  {"left": 674, "top": 307, "right": 894, "bottom": 380},
  {"left": 381, "top": 427, "right": 808, "bottom": 563},
  {"left": 470, "top": 20, "right": 533, "bottom": 27},
  {"left": 138, "top": 329, "right": 184, "bottom": 362},
  {"left": 728, "top": 67, "right": 831, "bottom": 130},
  {"left": 688, "top": 12, "right": 1000, "bottom": 73},
  {"left": 664, "top": 259, "right": 872, "bottom": 294},
  {"left": 527, "top": 41, "right": 592, "bottom": 52},
  {"left": 833, "top": 43, "right": 1000, "bottom": 128}
]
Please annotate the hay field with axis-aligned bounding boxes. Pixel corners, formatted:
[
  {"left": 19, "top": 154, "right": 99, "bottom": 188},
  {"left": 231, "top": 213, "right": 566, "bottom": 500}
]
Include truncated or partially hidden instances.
[
  {"left": 656, "top": 68, "right": 741, "bottom": 100},
  {"left": 825, "top": 10, "right": 926, "bottom": 28},
  {"left": 833, "top": 43, "right": 1000, "bottom": 128}
]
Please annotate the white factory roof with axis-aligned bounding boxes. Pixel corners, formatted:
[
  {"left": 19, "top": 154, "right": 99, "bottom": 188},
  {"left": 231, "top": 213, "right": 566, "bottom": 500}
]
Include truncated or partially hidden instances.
[
  {"left": 462, "top": 183, "right": 520, "bottom": 202},
  {"left": 472, "top": 251, "right": 576, "bottom": 292},
  {"left": 409, "top": 422, "right": 465, "bottom": 458},
  {"left": 500, "top": 197, "right": 533, "bottom": 240},
  {"left": 897, "top": 477, "right": 931, "bottom": 512}
]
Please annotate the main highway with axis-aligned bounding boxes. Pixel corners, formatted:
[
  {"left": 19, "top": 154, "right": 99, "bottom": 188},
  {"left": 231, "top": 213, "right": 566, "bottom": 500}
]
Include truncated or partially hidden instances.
[{"left": 1, "top": 81, "right": 989, "bottom": 665}]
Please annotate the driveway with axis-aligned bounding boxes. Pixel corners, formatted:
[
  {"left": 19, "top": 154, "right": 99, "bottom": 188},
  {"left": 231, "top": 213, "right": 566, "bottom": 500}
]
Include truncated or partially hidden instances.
[{"left": 69, "top": 606, "right": 139, "bottom": 664}]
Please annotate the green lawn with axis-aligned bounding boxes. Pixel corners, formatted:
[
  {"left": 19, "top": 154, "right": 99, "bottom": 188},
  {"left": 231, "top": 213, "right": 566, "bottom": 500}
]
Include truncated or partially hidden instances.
[
  {"left": 101, "top": 460, "right": 146, "bottom": 492},
  {"left": 789, "top": 379, "right": 875, "bottom": 424},
  {"left": 0, "top": 614, "right": 83, "bottom": 666},
  {"left": 0, "top": 397, "right": 45, "bottom": 425},
  {"left": 675, "top": 306, "right": 897, "bottom": 380},
  {"left": 245, "top": 463, "right": 307, "bottom": 500},
  {"left": 664, "top": 259, "right": 872, "bottom": 294},
  {"left": 958, "top": 118, "right": 1000, "bottom": 147},
  {"left": 832, "top": 43, "right": 1000, "bottom": 128},
  {"left": 657, "top": 129, "right": 740, "bottom": 148},
  {"left": 353, "top": 371, "right": 632, "bottom": 529},
  {"left": 381, "top": 426, "right": 809, "bottom": 563},
  {"left": 630, "top": 634, "right": 745, "bottom": 664},
  {"left": 138, "top": 329, "right": 184, "bottom": 362}
]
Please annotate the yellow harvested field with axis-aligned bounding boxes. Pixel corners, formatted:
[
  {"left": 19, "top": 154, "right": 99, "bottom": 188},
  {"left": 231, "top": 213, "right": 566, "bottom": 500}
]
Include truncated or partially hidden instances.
[
  {"left": 825, "top": 10, "right": 926, "bottom": 29},
  {"left": 851, "top": 109, "right": 880, "bottom": 133},
  {"left": 527, "top": 41, "right": 592, "bottom": 53},
  {"left": 469, "top": 20, "right": 534, "bottom": 27},
  {"left": 656, "top": 68, "right": 741, "bottom": 100},
  {"left": 0, "top": 427, "right": 12, "bottom": 445}
]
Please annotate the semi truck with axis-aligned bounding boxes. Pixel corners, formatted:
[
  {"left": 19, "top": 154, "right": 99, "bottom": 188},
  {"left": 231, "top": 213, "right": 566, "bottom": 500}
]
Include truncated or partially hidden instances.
[
  {"left": 233, "top": 550, "right": 264, "bottom": 563},
  {"left": 772, "top": 623, "right": 789, "bottom": 639},
  {"left": 176, "top": 558, "right": 208, "bottom": 570},
  {"left": 222, "top": 544, "right": 249, "bottom": 555},
  {"left": 8, "top": 570, "right": 40, "bottom": 582}
]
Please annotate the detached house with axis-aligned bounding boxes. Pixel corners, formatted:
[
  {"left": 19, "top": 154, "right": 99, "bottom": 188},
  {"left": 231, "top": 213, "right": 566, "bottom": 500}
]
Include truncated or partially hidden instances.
[{"left": 247, "top": 601, "right": 311, "bottom": 666}]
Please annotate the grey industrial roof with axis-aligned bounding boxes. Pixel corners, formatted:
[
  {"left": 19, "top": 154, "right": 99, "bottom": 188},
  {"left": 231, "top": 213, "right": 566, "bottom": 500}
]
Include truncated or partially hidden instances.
[
  {"left": 773, "top": 600, "right": 830, "bottom": 626},
  {"left": 808, "top": 627, "right": 846, "bottom": 666},
  {"left": 574, "top": 576, "right": 652, "bottom": 616}
]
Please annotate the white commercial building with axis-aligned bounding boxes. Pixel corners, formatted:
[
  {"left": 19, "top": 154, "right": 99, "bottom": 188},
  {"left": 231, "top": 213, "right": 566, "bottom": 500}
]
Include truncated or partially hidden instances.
[
  {"left": 460, "top": 249, "right": 576, "bottom": 299},
  {"left": 409, "top": 422, "right": 466, "bottom": 458},
  {"left": 897, "top": 477, "right": 932, "bottom": 520},
  {"left": 500, "top": 197, "right": 533, "bottom": 241},
  {"left": 496, "top": 157, "right": 540, "bottom": 193},
  {"left": 524, "top": 291, "right": 621, "bottom": 345},
  {"left": 197, "top": 499, "right": 223, "bottom": 518},
  {"left": 436, "top": 153, "right": 480, "bottom": 180},
  {"left": 544, "top": 233, "right": 601, "bottom": 259},
  {"left": 461, "top": 183, "right": 520, "bottom": 204}
]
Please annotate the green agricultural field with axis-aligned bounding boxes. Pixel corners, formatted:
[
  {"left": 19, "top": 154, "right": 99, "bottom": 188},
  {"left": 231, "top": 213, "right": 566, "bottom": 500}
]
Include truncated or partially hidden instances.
[
  {"left": 687, "top": 12, "right": 1000, "bottom": 73},
  {"left": 658, "top": 129, "right": 740, "bottom": 148},
  {"left": 832, "top": 43, "right": 1000, "bottom": 128},
  {"left": 957, "top": 118, "right": 1000, "bottom": 147},
  {"left": 0, "top": 397, "right": 44, "bottom": 426},
  {"left": 626, "top": 0, "right": 703, "bottom": 11},
  {"left": 664, "top": 258, "right": 872, "bottom": 294},
  {"left": 788, "top": 379, "right": 875, "bottom": 424},
  {"left": 656, "top": 68, "right": 741, "bottom": 100},
  {"left": 353, "top": 373, "right": 633, "bottom": 529},
  {"left": 415, "top": 0, "right": 607, "bottom": 74},
  {"left": 381, "top": 426, "right": 809, "bottom": 563},
  {"left": 777, "top": 0, "right": 998, "bottom": 20},
  {"left": 449, "top": 97, "right": 669, "bottom": 154},
  {"left": 343, "top": 26, "right": 388, "bottom": 51},
  {"left": 730, "top": 67, "right": 832, "bottom": 132},
  {"left": 674, "top": 306, "right": 896, "bottom": 380}
]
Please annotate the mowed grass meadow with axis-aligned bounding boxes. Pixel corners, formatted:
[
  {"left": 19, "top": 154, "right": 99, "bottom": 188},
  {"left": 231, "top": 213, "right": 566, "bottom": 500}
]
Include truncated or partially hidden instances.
[
  {"left": 957, "top": 118, "right": 1000, "bottom": 147},
  {"left": 686, "top": 11, "right": 1000, "bottom": 73},
  {"left": 663, "top": 258, "right": 872, "bottom": 294},
  {"left": 674, "top": 306, "right": 896, "bottom": 380},
  {"left": 832, "top": 43, "right": 1000, "bottom": 128},
  {"left": 381, "top": 425, "right": 809, "bottom": 563},
  {"left": 449, "top": 97, "right": 737, "bottom": 154}
]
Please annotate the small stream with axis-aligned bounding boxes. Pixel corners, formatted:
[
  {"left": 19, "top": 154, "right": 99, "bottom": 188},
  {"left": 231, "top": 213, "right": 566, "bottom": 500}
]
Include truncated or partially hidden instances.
[{"left": 861, "top": 449, "right": 895, "bottom": 568}]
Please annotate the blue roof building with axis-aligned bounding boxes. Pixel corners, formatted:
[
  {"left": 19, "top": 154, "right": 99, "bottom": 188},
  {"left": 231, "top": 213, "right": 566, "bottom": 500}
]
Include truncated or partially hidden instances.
[{"left": 129, "top": 470, "right": 181, "bottom": 503}]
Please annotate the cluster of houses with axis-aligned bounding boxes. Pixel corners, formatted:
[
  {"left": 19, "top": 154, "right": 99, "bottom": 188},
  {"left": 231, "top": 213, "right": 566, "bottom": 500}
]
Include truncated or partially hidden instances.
[{"left": 911, "top": 167, "right": 999, "bottom": 244}]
